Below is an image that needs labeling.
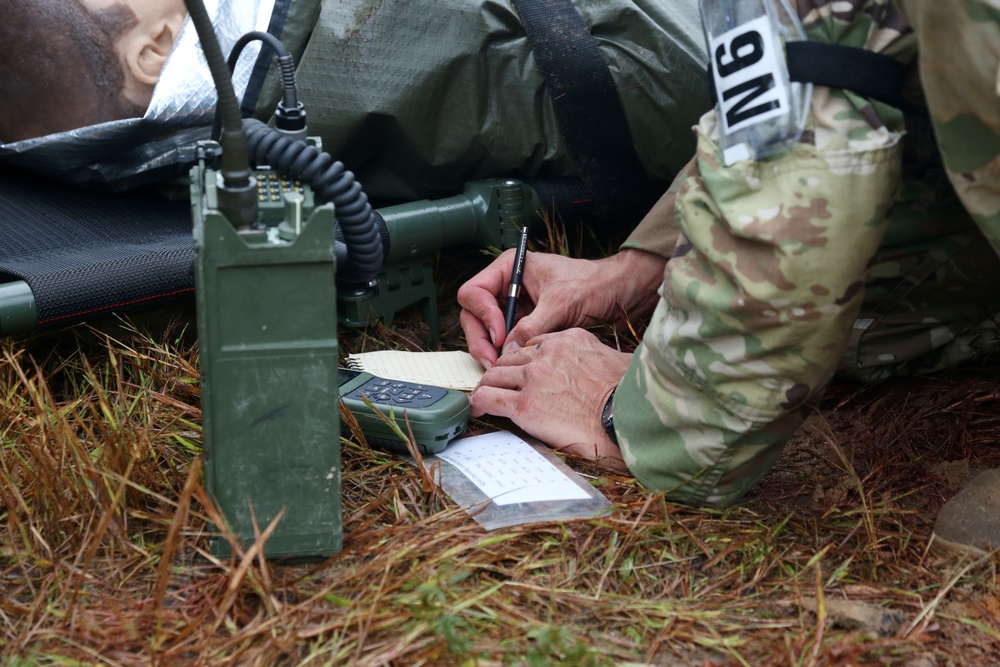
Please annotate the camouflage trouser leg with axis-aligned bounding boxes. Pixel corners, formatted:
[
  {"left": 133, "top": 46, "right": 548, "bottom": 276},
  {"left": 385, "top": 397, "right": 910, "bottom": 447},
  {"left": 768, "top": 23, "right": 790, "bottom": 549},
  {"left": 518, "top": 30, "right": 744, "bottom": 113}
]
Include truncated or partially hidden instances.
[
  {"left": 614, "top": 100, "right": 904, "bottom": 506},
  {"left": 841, "top": 219, "right": 1000, "bottom": 383},
  {"left": 842, "top": 0, "right": 1000, "bottom": 382},
  {"left": 896, "top": 0, "right": 1000, "bottom": 245}
]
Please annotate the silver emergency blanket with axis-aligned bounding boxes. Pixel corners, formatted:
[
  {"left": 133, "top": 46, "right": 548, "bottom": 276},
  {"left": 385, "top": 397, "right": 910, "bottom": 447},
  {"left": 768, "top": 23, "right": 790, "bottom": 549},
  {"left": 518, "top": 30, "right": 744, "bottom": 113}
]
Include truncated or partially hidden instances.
[{"left": 0, "top": 0, "right": 275, "bottom": 191}]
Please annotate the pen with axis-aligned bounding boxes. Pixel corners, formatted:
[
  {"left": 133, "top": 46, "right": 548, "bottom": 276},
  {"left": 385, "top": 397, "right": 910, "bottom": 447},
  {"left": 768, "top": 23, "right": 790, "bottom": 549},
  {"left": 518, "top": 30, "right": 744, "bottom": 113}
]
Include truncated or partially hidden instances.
[{"left": 503, "top": 225, "right": 529, "bottom": 336}]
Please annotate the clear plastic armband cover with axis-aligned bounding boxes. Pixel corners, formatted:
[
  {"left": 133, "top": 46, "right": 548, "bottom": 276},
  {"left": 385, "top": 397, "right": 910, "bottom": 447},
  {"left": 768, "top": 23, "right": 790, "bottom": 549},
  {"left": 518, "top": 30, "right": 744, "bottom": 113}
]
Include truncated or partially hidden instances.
[{"left": 700, "top": 0, "right": 812, "bottom": 165}]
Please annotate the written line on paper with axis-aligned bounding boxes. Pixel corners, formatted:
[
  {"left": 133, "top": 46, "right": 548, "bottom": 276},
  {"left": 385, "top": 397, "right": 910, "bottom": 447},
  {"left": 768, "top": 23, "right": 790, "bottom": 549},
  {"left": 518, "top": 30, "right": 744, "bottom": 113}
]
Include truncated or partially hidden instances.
[{"left": 435, "top": 432, "right": 591, "bottom": 506}]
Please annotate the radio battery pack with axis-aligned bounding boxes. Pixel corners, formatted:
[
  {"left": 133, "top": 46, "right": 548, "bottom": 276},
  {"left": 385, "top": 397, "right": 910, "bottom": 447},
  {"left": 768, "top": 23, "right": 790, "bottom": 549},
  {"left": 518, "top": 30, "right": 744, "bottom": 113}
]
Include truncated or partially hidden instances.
[{"left": 193, "top": 157, "right": 342, "bottom": 561}]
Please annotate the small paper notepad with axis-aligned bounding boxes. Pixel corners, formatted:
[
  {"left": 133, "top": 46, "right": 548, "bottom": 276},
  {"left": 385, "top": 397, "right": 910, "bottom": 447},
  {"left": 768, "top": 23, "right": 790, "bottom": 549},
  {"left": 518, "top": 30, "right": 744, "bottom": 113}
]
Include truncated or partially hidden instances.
[{"left": 345, "top": 350, "right": 485, "bottom": 391}]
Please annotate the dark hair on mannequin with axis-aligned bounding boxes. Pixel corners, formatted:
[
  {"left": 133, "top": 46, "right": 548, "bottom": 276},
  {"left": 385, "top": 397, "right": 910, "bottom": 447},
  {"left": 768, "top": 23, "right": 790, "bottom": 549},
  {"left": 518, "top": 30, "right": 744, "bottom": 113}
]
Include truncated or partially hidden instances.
[{"left": 0, "top": 0, "right": 143, "bottom": 143}]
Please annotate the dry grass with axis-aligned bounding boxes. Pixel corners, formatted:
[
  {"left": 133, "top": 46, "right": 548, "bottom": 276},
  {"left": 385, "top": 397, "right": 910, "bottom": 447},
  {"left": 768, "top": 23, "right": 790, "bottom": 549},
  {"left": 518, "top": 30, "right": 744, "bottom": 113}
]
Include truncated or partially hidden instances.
[{"left": 2, "top": 242, "right": 1000, "bottom": 666}]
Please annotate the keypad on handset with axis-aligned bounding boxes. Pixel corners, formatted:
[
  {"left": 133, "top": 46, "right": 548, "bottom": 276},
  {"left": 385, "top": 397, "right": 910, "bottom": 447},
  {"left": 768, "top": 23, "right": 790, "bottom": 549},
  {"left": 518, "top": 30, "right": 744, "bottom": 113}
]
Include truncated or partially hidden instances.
[{"left": 346, "top": 378, "right": 446, "bottom": 408}]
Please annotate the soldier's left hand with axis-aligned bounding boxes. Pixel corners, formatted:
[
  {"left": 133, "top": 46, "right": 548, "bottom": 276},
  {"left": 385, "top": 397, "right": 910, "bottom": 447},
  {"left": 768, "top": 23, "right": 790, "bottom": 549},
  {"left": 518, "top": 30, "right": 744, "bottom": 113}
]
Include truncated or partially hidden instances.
[{"left": 469, "top": 327, "right": 630, "bottom": 471}]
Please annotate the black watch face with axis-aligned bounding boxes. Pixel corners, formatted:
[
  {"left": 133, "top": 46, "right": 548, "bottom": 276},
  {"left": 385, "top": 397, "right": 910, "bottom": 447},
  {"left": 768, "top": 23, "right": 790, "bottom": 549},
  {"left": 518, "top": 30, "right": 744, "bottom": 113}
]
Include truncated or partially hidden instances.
[
  {"left": 602, "top": 392, "right": 617, "bottom": 445},
  {"left": 601, "top": 393, "right": 614, "bottom": 427}
]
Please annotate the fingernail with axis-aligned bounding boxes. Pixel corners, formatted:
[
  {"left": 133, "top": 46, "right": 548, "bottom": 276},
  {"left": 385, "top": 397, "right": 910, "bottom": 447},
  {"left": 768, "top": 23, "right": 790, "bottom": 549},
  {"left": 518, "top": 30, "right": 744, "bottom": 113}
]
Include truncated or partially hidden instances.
[
  {"left": 502, "top": 340, "right": 521, "bottom": 355},
  {"left": 488, "top": 327, "right": 497, "bottom": 347},
  {"left": 477, "top": 358, "right": 493, "bottom": 371}
]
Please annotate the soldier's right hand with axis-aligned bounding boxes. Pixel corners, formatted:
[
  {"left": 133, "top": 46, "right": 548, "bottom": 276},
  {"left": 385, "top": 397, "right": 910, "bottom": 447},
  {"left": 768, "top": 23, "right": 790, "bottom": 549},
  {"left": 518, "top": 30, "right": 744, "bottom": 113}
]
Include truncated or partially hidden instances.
[{"left": 457, "top": 248, "right": 667, "bottom": 370}]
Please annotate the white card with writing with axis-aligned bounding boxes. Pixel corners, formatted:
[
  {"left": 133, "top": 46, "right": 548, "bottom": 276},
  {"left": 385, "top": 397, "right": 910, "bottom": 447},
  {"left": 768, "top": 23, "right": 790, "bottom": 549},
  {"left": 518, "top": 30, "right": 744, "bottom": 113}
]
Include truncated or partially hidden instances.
[
  {"left": 709, "top": 14, "right": 790, "bottom": 136},
  {"left": 435, "top": 432, "right": 591, "bottom": 506}
]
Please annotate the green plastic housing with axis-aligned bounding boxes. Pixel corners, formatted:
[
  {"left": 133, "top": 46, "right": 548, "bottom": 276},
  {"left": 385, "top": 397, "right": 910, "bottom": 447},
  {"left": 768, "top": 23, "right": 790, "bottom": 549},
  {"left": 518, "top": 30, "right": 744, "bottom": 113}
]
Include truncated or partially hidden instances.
[
  {"left": 338, "top": 368, "right": 470, "bottom": 455},
  {"left": 193, "top": 165, "right": 342, "bottom": 561},
  {"left": 0, "top": 281, "right": 36, "bottom": 336}
]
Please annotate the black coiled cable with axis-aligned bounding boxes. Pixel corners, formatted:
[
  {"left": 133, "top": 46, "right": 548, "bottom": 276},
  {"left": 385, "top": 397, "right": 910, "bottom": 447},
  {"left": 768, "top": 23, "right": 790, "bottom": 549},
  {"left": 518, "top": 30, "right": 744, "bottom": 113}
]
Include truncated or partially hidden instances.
[{"left": 243, "top": 118, "right": 384, "bottom": 283}]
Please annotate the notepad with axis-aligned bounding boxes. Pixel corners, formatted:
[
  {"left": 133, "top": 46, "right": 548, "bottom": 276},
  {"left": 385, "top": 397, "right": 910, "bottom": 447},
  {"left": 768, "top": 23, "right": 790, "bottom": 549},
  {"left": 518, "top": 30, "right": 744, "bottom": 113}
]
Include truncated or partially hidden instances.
[{"left": 344, "top": 350, "right": 485, "bottom": 391}]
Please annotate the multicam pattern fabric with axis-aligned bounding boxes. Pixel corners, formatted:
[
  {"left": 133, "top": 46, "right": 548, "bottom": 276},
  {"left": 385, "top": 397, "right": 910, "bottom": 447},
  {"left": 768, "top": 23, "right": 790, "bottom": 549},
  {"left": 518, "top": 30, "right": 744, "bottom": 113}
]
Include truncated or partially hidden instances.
[
  {"left": 840, "top": 212, "right": 1000, "bottom": 383},
  {"left": 844, "top": 0, "right": 1000, "bottom": 380},
  {"left": 614, "top": 0, "right": 1000, "bottom": 506},
  {"left": 900, "top": 0, "right": 1000, "bottom": 247}
]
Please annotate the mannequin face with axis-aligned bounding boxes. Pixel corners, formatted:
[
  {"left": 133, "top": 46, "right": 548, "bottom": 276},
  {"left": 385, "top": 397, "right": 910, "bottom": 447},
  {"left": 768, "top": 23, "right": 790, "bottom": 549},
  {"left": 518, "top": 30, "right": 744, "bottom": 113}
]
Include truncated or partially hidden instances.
[
  {"left": 0, "top": 0, "right": 189, "bottom": 142},
  {"left": 81, "top": 0, "right": 188, "bottom": 110}
]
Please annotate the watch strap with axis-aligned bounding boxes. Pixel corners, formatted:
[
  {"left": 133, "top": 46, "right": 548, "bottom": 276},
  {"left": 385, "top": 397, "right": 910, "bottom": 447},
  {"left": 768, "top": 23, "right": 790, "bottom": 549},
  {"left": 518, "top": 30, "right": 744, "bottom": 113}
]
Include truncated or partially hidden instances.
[{"left": 601, "top": 387, "right": 618, "bottom": 447}]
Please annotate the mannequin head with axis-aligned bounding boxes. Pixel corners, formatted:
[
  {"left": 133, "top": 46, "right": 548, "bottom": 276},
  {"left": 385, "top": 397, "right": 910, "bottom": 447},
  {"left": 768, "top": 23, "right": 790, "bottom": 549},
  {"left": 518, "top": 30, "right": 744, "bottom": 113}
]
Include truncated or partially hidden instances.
[{"left": 0, "top": 0, "right": 187, "bottom": 142}]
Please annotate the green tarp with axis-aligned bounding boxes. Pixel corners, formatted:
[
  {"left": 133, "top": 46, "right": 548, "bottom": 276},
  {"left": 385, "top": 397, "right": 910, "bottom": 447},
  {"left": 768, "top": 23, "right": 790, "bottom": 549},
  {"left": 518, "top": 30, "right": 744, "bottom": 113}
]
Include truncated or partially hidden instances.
[{"left": 254, "top": 0, "right": 709, "bottom": 203}]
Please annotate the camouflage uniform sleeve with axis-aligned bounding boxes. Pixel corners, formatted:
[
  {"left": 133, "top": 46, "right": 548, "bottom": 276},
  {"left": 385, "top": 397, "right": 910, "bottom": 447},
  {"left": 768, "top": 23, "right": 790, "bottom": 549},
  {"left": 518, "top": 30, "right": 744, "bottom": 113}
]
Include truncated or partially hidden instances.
[
  {"left": 613, "top": 1, "right": 915, "bottom": 506},
  {"left": 619, "top": 157, "right": 696, "bottom": 259}
]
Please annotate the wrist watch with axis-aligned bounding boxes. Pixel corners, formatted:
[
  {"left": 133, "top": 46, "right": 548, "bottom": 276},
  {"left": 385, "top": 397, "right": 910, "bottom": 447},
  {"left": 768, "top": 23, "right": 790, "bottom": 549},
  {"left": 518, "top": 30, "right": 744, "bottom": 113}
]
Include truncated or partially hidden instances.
[{"left": 601, "top": 387, "right": 618, "bottom": 447}]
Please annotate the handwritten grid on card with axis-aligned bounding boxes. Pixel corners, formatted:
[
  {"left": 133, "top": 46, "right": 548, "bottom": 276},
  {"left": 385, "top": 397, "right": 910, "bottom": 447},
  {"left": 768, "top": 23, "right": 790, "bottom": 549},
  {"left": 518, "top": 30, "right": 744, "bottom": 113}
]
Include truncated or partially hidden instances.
[{"left": 434, "top": 432, "right": 590, "bottom": 506}]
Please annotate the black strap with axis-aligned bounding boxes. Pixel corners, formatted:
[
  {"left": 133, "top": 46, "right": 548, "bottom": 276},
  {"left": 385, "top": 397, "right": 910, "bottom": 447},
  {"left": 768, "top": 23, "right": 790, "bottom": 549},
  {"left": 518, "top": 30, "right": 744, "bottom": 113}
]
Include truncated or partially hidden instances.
[
  {"left": 710, "top": 41, "right": 910, "bottom": 111},
  {"left": 510, "top": 0, "right": 653, "bottom": 221},
  {"left": 786, "top": 41, "right": 908, "bottom": 109}
]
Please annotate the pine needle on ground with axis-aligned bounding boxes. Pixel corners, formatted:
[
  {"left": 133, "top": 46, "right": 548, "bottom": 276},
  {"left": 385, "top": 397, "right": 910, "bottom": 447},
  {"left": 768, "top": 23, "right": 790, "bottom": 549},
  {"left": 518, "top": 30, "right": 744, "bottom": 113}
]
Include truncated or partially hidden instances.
[{"left": 2, "top": 251, "right": 1000, "bottom": 666}]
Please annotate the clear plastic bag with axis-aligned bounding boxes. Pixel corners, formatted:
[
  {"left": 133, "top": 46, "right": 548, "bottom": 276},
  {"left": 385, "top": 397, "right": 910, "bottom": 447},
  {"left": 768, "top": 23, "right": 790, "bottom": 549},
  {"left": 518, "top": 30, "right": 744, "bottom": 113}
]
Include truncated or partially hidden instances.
[
  {"left": 414, "top": 431, "right": 613, "bottom": 531},
  {"left": 700, "top": 0, "right": 811, "bottom": 164}
]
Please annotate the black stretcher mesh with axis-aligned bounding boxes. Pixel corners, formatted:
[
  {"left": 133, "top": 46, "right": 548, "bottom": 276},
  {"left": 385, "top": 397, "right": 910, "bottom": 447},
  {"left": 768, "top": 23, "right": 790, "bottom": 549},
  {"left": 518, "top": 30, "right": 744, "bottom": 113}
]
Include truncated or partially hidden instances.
[{"left": 0, "top": 168, "right": 194, "bottom": 329}]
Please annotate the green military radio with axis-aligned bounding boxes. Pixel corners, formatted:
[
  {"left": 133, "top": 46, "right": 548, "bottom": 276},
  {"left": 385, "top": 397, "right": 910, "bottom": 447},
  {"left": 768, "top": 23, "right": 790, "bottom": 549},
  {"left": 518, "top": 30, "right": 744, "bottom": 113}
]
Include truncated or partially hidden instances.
[
  {"left": 193, "top": 156, "right": 344, "bottom": 560},
  {"left": 186, "top": 0, "right": 540, "bottom": 561}
]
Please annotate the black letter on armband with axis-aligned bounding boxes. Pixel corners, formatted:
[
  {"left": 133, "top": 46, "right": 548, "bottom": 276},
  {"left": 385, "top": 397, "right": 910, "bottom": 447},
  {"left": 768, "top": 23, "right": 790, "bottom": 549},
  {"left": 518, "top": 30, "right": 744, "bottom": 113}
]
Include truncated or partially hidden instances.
[
  {"left": 722, "top": 73, "right": 779, "bottom": 126},
  {"left": 715, "top": 30, "right": 765, "bottom": 77}
]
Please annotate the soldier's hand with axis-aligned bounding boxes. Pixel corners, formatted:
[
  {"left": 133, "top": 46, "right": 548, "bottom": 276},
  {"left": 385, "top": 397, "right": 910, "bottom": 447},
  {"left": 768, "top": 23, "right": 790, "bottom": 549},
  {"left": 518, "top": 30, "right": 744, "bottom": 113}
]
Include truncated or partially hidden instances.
[
  {"left": 469, "top": 327, "right": 630, "bottom": 471},
  {"left": 458, "top": 248, "right": 665, "bottom": 370}
]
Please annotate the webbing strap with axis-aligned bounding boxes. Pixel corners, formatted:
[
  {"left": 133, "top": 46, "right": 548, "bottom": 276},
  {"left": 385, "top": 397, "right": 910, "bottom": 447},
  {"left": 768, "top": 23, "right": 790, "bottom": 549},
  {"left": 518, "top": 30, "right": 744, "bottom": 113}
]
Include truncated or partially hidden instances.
[
  {"left": 708, "top": 41, "right": 916, "bottom": 113},
  {"left": 786, "top": 41, "right": 908, "bottom": 109},
  {"left": 510, "top": 0, "right": 652, "bottom": 220}
]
